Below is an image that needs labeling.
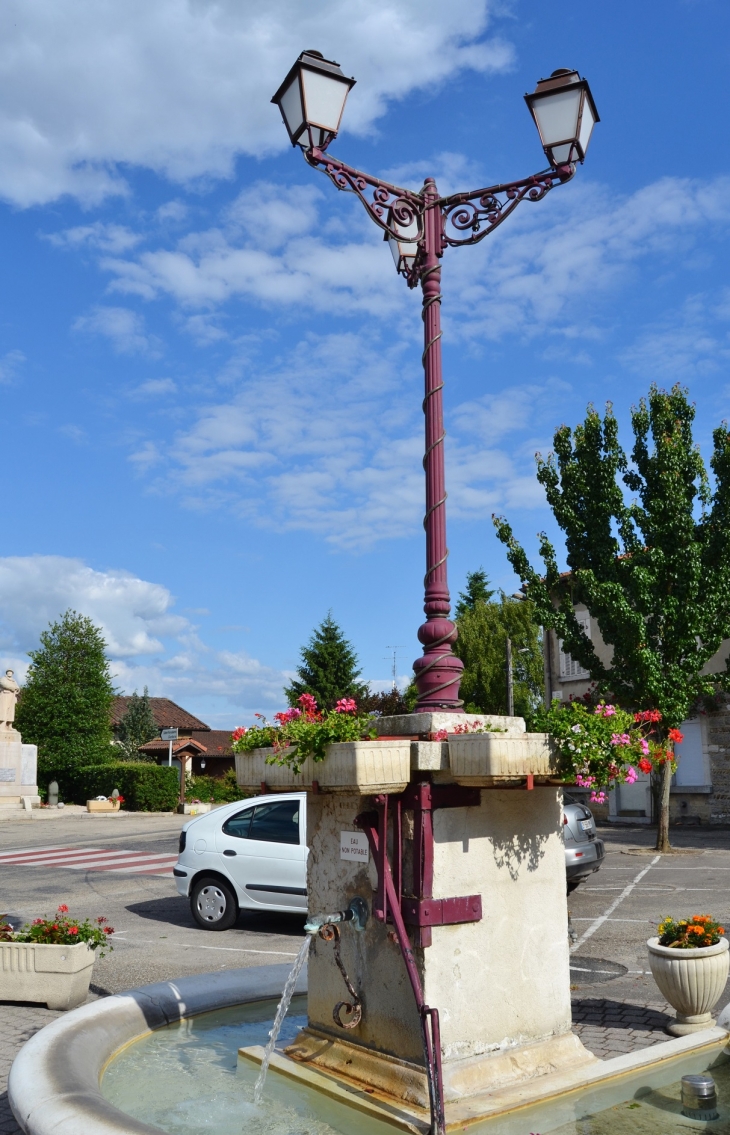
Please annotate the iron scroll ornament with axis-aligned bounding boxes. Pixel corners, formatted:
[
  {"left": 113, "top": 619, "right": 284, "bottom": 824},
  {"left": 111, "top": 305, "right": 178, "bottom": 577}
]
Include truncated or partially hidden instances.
[
  {"left": 439, "top": 165, "right": 574, "bottom": 250},
  {"left": 305, "top": 147, "right": 424, "bottom": 247}
]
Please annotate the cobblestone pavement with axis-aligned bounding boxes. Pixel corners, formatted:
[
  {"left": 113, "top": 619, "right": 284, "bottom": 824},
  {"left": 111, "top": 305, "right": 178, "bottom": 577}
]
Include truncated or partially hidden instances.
[
  {"left": 571, "top": 996, "right": 672, "bottom": 1060},
  {"left": 0, "top": 1004, "right": 63, "bottom": 1134}
]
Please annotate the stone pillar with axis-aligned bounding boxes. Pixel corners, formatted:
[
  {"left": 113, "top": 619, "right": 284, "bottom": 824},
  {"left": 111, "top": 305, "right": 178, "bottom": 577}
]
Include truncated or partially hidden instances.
[{"left": 288, "top": 782, "right": 592, "bottom": 1105}]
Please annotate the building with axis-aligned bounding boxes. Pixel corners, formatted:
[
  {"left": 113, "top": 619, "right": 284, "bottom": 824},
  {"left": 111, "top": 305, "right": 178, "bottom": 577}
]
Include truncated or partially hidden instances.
[
  {"left": 544, "top": 607, "right": 730, "bottom": 825},
  {"left": 110, "top": 698, "right": 234, "bottom": 777}
]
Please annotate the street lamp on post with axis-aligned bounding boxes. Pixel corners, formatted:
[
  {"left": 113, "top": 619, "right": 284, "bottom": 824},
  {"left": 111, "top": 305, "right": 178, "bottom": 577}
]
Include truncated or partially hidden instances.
[{"left": 272, "top": 56, "right": 599, "bottom": 714}]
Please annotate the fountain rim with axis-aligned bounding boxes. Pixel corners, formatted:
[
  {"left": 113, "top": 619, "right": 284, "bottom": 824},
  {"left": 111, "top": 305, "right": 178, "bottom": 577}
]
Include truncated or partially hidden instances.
[{"left": 8, "top": 962, "right": 307, "bottom": 1135}]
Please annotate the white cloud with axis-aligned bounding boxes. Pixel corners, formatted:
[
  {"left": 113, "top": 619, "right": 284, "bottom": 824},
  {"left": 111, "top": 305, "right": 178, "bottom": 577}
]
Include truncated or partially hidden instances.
[
  {"left": 133, "top": 333, "right": 559, "bottom": 547},
  {"left": 0, "top": 349, "right": 25, "bottom": 385},
  {"left": 128, "top": 377, "right": 178, "bottom": 398},
  {"left": 620, "top": 292, "right": 730, "bottom": 379},
  {"left": 0, "top": 1, "right": 513, "bottom": 207},
  {"left": 44, "top": 222, "right": 142, "bottom": 253},
  {"left": 73, "top": 305, "right": 161, "bottom": 355},
  {"left": 0, "top": 554, "right": 288, "bottom": 721}
]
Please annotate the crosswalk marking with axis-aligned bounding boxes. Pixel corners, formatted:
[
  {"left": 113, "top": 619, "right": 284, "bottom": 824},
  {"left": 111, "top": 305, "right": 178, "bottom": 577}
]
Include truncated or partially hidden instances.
[{"left": 0, "top": 845, "right": 178, "bottom": 877}]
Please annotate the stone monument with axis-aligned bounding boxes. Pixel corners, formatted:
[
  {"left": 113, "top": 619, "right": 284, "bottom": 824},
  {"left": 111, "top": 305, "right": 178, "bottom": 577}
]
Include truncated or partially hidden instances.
[{"left": 0, "top": 669, "right": 39, "bottom": 809}]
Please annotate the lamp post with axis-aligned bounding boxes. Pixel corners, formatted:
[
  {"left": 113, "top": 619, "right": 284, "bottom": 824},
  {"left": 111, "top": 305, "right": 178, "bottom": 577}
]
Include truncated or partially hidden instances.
[{"left": 272, "top": 54, "right": 599, "bottom": 714}]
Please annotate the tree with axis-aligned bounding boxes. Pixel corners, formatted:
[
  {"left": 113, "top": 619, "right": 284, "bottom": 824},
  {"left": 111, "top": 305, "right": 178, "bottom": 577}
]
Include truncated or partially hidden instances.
[
  {"left": 285, "top": 613, "right": 368, "bottom": 710},
  {"left": 16, "top": 610, "right": 116, "bottom": 795},
  {"left": 454, "top": 568, "right": 495, "bottom": 617},
  {"left": 453, "top": 576, "right": 543, "bottom": 718},
  {"left": 493, "top": 385, "right": 730, "bottom": 852},
  {"left": 117, "top": 687, "right": 158, "bottom": 761}
]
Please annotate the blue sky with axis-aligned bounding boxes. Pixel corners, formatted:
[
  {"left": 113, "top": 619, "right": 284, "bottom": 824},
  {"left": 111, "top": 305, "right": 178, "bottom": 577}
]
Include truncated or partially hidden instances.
[{"left": 0, "top": 0, "right": 728, "bottom": 728}]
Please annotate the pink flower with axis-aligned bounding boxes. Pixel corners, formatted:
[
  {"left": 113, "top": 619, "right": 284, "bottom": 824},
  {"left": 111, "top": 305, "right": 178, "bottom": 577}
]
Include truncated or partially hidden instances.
[
  {"left": 335, "top": 698, "right": 357, "bottom": 714},
  {"left": 610, "top": 733, "right": 631, "bottom": 746},
  {"left": 57, "top": 904, "right": 69, "bottom": 914},
  {"left": 624, "top": 766, "right": 638, "bottom": 784},
  {"left": 640, "top": 738, "right": 650, "bottom": 755},
  {"left": 297, "top": 694, "right": 318, "bottom": 716},
  {"left": 433, "top": 729, "right": 448, "bottom": 741},
  {"left": 576, "top": 774, "right": 595, "bottom": 787},
  {"left": 590, "top": 791, "right": 607, "bottom": 804},
  {"left": 274, "top": 708, "right": 302, "bottom": 724}
]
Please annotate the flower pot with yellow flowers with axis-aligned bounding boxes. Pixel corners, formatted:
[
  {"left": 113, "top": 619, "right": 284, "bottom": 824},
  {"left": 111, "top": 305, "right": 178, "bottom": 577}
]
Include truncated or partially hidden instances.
[{"left": 648, "top": 915, "right": 729, "bottom": 1035}]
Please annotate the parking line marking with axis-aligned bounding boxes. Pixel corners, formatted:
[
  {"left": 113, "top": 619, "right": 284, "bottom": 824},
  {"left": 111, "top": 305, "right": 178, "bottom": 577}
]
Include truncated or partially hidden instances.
[{"left": 570, "top": 854, "right": 660, "bottom": 954}]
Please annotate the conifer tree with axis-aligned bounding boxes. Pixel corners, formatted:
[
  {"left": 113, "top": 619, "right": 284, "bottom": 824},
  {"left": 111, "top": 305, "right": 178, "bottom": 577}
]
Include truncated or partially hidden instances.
[
  {"left": 117, "top": 686, "right": 158, "bottom": 761},
  {"left": 493, "top": 385, "right": 730, "bottom": 852},
  {"left": 285, "top": 613, "right": 368, "bottom": 710},
  {"left": 16, "top": 610, "right": 115, "bottom": 794},
  {"left": 454, "top": 568, "right": 495, "bottom": 617}
]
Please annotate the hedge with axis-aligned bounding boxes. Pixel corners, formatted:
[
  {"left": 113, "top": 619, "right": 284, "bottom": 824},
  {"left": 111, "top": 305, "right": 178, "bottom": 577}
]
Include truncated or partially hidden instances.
[{"left": 71, "top": 762, "right": 180, "bottom": 812}]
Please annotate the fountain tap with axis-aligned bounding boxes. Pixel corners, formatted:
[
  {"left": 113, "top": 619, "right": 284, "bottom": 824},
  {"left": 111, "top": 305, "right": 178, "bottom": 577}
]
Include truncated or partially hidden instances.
[{"left": 304, "top": 896, "right": 368, "bottom": 934}]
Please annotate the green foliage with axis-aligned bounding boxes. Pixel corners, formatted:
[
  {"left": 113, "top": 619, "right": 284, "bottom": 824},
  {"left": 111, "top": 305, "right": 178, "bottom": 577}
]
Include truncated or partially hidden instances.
[
  {"left": 186, "top": 768, "right": 245, "bottom": 804},
  {"left": 14, "top": 906, "right": 115, "bottom": 957},
  {"left": 233, "top": 697, "right": 376, "bottom": 774},
  {"left": 493, "top": 384, "right": 730, "bottom": 849},
  {"left": 358, "top": 687, "right": 412, "bottom": 716},
  {"left": 493, "top": 385, "right": 730, "bottom": 727},
  {"left": 117, "top": 687, "right": 158, "bottom": 761},
  {"left": 454, "top": 568, "right": 495, "bottom": 617},
  {"left": 531, "top": 700, "right": 638, "bottom": 795},
  {"left": 16, "top": 610, "right": 115, "bottom": 795},
  {"left": 71, "top": 762, "right": 179, "bottom": 811},
  {"left": 284, "top": 613, "right": 368, "bottom": 709},
  {"left": 453, "top": 586, "right": 543, "bottom": 717}
]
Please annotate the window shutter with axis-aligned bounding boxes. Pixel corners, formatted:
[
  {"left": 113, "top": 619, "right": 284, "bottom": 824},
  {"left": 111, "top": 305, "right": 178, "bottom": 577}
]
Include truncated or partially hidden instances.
[{"left": 559, "top": 614, "right": 591, "bottom": 680}]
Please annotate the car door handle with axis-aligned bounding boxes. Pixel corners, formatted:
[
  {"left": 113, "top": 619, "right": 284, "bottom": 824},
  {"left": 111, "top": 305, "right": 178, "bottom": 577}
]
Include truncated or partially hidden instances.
[{"left": 223, "top": 849, "right": 237, "bottom": 856}]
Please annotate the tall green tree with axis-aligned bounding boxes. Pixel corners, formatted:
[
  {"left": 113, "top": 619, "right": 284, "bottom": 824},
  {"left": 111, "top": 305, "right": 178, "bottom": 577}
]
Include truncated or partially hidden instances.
[
  {"left": 453, "top": 575, "right": 543, "bottom": 718},
  {"left": 285, "top": 613, "right": 368, "bottom": 710},
  {"left": 117, "top": 687, "right": 158, "bottom": 761},
  {"left": 16, "top": 610, "right": 116, "bottom": 795},
  {"left": 493, "top": 385, "right": 730, "bottom": 852}
]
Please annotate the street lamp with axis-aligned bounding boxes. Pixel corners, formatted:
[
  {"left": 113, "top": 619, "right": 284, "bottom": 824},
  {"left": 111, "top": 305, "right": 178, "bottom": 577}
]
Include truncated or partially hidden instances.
[{"left": 272, "top": 56, "right": 598, "bottom": 715}]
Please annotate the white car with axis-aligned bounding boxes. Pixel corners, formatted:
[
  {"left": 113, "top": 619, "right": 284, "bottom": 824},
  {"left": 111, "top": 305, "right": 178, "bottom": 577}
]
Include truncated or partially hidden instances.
[{"left": 174, "top": 792, "right": 308, "bottom": 930}]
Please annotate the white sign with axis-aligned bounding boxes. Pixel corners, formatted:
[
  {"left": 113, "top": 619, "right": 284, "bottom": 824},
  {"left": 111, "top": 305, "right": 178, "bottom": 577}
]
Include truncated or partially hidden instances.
[
  {"left": 340, "top": 831, "right": 369, "bottom": 863},
  {"left": 160, "top": 728, "right": 178, "bottom": 741}
]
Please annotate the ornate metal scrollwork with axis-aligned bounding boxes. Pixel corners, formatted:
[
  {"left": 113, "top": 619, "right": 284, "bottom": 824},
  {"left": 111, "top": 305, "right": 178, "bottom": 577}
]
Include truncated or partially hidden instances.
[
  {"left": 304, "top": 147, "right": 425, "bottom": 247},
  {"left": 440, "top": 166, "right": 574, "bottom": 248}
]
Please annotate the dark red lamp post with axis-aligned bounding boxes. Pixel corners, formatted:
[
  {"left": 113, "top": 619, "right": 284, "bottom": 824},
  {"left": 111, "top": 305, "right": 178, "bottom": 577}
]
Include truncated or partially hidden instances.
[{"left": 273, "top": 54, "right": 599, "bottom": 713}]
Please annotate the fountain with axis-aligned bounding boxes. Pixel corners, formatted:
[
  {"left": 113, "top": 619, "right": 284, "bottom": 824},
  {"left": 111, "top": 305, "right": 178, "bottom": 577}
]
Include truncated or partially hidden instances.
[{"left": 8, "top": 716, "right": 730, "bottom": 1134}]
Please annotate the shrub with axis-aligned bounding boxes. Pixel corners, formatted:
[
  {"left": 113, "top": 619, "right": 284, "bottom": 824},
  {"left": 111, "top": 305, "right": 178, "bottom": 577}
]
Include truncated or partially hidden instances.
[
  {"left": 71, "top": 762, "right": 179, "bottom": 812},
  {"left": 186, "top": 768, "right": 246, "bottom": 804}
]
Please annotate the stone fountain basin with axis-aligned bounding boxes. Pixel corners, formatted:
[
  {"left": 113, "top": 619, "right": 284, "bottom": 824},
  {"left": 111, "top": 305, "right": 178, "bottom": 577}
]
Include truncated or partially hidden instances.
[
  {"left": 8, "top": 961, "right": 730, "bottom": 1135},
  {"left": 236, "top": 740, "right": 412, "bottom": 794},
  {"left": 447, "top": 731, "right": 555, "bottom": 784},
  {"left": 8, "top": 964, "right": 306, "bottom": 1135}
]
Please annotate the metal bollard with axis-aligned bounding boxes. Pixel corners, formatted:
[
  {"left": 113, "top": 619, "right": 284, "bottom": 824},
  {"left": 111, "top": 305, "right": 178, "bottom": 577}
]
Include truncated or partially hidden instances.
[{"left": 681, "top": 1074, "right": 719, "bottom": 1120}]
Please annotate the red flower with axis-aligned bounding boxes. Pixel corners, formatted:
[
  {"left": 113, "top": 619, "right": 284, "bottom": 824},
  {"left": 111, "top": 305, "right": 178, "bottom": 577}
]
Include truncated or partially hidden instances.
[
  {"left": 57, "top": 904, "right": 69, "bottom": 913},
  {"left": 231, "top": 726, "right": 247, "bottom": 741},
  {"left": 51, "top": 924, "right": 59, "bottom": 931},
  {"left": 96, "top": 916, "right": 108, "bottom": 924},
  {"left": 638, "top": 758, "right": 653, "bottom": 774},
  {"left": 32, "top": 918, "right": 44, "bottom": 925},
  {"left": 103, "top": 925, "right": 114, "bottom": 935},
  {"left": 68, "top": 926, "right": 79, "bottom": 936},
  {"left": 668, "top": 728, "right": 684, "bottom": 744}
]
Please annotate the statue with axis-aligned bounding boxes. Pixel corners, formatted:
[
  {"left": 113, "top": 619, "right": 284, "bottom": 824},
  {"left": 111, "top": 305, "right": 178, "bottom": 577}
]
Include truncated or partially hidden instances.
[{"left": 0, "top": 669, "right": 20, "bottom": 730}]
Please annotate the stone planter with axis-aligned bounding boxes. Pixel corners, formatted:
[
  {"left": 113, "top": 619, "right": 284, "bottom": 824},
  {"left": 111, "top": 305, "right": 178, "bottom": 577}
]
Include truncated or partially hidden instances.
[
  {"left": 86, "top": 799, "right": 121, "bottom": 813},
  {"left": 647, "top": 936, "right": 730, "bottom": 1035},
  {"left": 448, "top": 732, "right": 554, "bottom": 785},
  {"left": 235, "top": 748, "right": 316, "bottom": 792},
  {"left": 315, "top": 740, "right": 410, "bottom": 794},
  {"left": 235, "top": 741, "right": 410, "bottom": 794},
  {"left": 0, "top": 940, "right": 96, "bottom": 1010}
]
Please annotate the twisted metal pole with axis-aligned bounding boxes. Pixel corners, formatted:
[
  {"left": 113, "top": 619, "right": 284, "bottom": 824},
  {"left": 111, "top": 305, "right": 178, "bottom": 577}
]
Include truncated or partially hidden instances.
[{"left": 413, "top": 179, "right": 463, "bottom": 711}]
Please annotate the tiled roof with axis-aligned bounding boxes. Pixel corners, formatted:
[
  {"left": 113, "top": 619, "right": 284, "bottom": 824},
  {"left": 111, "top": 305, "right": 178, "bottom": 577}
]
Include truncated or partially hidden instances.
[
  {"left": 110, "top": 697, "right": 210, "bottom": 731},
  {"left": 189, "top": 730, "right": 234, "bottom": 757},
  {"left": 138, "top": 737, "right": 207, "bottom": 755}
]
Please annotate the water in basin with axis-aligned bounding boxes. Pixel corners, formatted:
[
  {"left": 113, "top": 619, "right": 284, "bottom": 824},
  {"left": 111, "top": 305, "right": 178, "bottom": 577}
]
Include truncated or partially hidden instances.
[{"left": 102, "top": 999, "right": 730, "bottom": 1134}]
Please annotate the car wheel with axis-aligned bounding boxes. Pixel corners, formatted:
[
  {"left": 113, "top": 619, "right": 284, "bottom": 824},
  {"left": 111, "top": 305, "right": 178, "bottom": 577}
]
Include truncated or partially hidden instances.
[{"left": 190, "top": 877, "right": 238, "bottom": 931}]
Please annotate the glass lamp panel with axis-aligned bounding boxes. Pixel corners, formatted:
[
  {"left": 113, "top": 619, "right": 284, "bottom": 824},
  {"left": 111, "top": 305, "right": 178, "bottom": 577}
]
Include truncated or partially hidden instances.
[
  {"left": 301, "top": 68, "right": 350, "bottom": 131},
  {"left": 279, "top": 74, "right": 305, "bottom": 140},
  {"left": 550, "top": 142, "right": 574, "bottom": 165},
  {"left": 532, "top": 87, "right": 582, "bottom": 147},
  {"left": 578, "top": 97, "right": 596, "bottom": 156},
  {"left": 388, "top": 235, "right": 401, "bottom": 269}
]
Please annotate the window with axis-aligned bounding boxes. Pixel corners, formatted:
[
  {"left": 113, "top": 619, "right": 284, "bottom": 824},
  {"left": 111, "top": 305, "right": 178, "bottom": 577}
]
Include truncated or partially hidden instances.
[
  {"left": 249, "top": 800, "right": 301, "bottom": 845},
  {"left": 222, "top": 808, "right": 253, "bottom": 839},
  {"left": 558, "top": 613, "right": 591, "bottom": 681},
  {"left": 673, "top": 722, "right": 707, "bottom": 787}
]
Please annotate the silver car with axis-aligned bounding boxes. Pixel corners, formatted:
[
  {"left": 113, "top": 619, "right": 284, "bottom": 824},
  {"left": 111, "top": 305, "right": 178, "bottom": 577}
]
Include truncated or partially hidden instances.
[{"left": 563, "top": 792, "right": 605, "bottom": 892}]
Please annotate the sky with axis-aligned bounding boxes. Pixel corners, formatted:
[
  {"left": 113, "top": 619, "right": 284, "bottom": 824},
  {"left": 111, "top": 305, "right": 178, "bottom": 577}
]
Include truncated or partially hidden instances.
[{"left": 0, "top": 0, "right": 728, "bottom": 729}]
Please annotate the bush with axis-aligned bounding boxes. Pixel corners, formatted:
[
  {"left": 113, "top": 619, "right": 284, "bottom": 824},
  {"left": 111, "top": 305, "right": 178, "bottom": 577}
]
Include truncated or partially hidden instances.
[
  {"left": 186, "top": 768, "right": 246, "bottom": 805},
  {"left": 71, "top": 762, "right": 180, "bottom": 812}
]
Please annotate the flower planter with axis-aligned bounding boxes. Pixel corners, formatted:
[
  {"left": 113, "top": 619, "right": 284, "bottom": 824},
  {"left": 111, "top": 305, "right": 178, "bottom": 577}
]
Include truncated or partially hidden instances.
[
  {"left": 235, "top": 741, "right": 410, "bottom": 794},
  {"left": 235, "top": 748, "right": 316, "bottom": 792},
  {"left": 447, "top": 732, "right": 555, "bottom": 785},
  {"left": 86, "top": 799, "right": 121, "bottom": 813},
  {"left": 0, "top": 940, "right": 96, "bottom": 1010},
  {"left": 647, "top": 936, "right": 730, "bottom": 1035},
  {"left": 315, "top": 740, "right": 411, "bottom": 794}
]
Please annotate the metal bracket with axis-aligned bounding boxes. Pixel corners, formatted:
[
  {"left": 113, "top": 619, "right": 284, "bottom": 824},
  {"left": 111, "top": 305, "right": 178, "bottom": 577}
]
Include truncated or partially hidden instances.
[{"left": 401, "top": 895, "right": 482, "bottom": 927}]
